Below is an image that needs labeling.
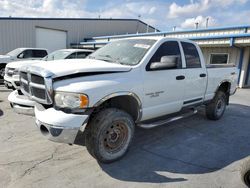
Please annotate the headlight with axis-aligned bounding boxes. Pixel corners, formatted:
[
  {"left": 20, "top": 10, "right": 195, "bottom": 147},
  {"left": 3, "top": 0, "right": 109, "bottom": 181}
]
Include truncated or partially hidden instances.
[{"left": 54, "top": 91, "right": 89, "bottom": 110}]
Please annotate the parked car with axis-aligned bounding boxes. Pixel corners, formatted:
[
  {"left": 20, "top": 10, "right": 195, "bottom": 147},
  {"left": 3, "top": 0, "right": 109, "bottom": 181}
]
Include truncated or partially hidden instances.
[
  {"left": 241, "top": 158, "right": 250, "bottom": 187},
  {"left": 0, "top": 48, "right": 48, "bottom": 79},
  {"left": 19, "top": 37, "right": 238, "bottom": 163},
  {"left": 7, "top": 49, "right": 94, "bottom": 115},
  {"left": 4, "top": 49, "right": 93, "bottom": 89}
]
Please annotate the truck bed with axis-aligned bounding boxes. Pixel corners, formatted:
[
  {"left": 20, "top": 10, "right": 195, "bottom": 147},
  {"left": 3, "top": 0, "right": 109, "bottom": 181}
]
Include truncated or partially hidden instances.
[{"left": 205, "top": 65, "right": 238, "bottom": 101}]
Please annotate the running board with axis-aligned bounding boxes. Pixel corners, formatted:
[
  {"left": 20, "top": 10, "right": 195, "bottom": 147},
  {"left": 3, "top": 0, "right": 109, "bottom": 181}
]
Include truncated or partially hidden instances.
[{"left": 137, "top": 109, "right": 198, "bottom": 129}]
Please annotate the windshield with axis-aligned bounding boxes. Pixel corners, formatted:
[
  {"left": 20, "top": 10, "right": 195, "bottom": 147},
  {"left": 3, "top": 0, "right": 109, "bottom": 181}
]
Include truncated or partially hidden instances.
[
  {"left": 88, "top": 39, "right": 156, "bottom": 65},
  {"left": 6, "top": 48, "right": 22, "bottom": 57},
  {"left": 43, "top": 50, "right": 72, "bottom": 61}
]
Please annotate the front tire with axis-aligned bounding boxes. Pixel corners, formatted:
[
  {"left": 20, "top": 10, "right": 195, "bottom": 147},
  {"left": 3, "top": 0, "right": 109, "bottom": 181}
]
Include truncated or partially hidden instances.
[
  {"left": 85, "top": 108, "right": 135, "bottom": 163},
  {"left": 206, "top": 91, "right": 227, "bottom": 120},
  {"left": 241, "top": 159, "right": 250, "bottom": 187}
]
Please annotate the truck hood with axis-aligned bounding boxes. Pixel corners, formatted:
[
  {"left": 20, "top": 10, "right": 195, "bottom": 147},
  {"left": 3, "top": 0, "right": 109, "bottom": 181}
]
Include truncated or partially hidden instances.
[
  {"left": 21, "top": 59, "right": 132, "bottom": 78},
  {"left": 6, "top": 60, "right": 42, "bottom": 69},
  {"left": 0, "top": 55, "right": 11, "bottom": 62}
]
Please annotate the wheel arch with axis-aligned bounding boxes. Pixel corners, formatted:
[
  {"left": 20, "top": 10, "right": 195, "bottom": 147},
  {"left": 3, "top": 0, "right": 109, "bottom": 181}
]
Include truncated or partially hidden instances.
[
  {"left": 93, "top": 92, "right": 142, "bottom": 122},
  {"left": 215, "top": 80, "right": 231, "bottom": 104}
]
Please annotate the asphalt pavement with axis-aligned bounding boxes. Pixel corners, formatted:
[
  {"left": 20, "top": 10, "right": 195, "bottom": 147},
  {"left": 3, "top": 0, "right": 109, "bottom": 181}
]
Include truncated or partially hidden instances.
[{"left": 0, "top": 85, "right": 249, "bottom": 188}]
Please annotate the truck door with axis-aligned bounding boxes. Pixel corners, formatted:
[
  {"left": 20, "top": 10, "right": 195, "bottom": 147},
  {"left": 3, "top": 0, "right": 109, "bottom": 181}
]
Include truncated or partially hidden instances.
[
  {"left": 180, "top": 42, "right": 207, "bottom": 106},
  {"left": 142, "top": 40, "right": 186, "bottom": 120}
]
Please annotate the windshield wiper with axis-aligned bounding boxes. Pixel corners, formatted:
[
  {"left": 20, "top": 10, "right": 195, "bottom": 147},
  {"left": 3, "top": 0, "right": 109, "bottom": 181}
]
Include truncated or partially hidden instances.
[
  {"left": 91, "top": 54, "right": 131, "bottom": 66},
  {"left": 95, "top": 54, "right": 115, "bottom": 63}
]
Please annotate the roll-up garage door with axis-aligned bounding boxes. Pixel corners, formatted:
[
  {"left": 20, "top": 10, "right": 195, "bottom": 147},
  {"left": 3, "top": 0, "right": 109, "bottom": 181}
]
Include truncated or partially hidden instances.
[{"left": 36, "top": 28, "right": 67, "bottom": 53}]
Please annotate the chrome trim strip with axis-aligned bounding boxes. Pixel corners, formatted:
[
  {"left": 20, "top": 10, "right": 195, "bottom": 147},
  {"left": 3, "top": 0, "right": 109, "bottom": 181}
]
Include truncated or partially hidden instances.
[
  {"left": 30, "top": 95, "right": 47, "bottom": 104},
  {"left": 12, "top": 103, "right": 34, "bottom": 116},
  {"left": 29, "top": 82, "right": 46, "bottom": 89},
  {"left": 20, "top": 78, "right": 28, "bottom": 84},
  {"left": 44, "top": 77, "right": 53, "bottom": 104}
]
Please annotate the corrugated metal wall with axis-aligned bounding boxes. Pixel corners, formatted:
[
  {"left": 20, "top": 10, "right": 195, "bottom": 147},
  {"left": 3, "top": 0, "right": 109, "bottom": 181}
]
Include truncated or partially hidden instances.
[
  {"left": 0, "top": 19, "right": 155, "bottom": 54},
  {"left": 201, "top": 47, "right": 241, "bottom": 66}
]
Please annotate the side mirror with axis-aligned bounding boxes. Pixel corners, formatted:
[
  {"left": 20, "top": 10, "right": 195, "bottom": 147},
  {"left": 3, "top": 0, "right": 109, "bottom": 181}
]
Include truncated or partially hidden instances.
[{"left": 150, "top": 55, "right": 178, "bottom": 70}]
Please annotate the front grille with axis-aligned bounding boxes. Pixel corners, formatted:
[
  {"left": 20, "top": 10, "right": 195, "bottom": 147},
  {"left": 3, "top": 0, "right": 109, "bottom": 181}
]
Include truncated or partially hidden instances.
[
  {"left": 31, "top": 87, "right": 46, "bottom": 99},
  {"left": 31, "top": 74, "right": 44, "bottom": 85},
  {"left": 20, "top": 71, "right": 51, "bottom": 104}
]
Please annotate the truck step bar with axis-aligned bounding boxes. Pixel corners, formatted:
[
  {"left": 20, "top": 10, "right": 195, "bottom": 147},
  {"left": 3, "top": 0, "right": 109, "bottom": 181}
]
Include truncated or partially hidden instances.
[{"left": 137, "top": 108, "right": 198, "bottom": 129}]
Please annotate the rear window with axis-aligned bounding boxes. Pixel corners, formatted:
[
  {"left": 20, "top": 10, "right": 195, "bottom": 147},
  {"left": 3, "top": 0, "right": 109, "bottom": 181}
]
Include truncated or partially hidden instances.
[
  {"left": 32, "top": 50, "right": 48, "bottom": 58},
  {"left": 77, "top": 52, "right": 91, "bottom": 58},
  {"left": 181, "top": 42, "right": 201, "bottom": 68}
]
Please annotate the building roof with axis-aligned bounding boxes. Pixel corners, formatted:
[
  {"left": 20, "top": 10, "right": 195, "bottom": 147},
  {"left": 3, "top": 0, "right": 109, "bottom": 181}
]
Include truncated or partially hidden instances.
[
  {"left": 72, "top": 25, "right": 250, "bottom": 49},
  {"left": 0, "top": 17, "right": 159, "bottom": 32}
]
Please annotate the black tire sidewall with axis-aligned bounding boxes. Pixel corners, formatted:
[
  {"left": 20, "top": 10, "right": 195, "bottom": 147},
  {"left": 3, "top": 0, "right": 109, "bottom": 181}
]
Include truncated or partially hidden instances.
[
  {"left": 244, "top": 171, "right": 250, "bottom": 187},
  {"left": 214, "top": 92, "right": 226, "bottom": 119},
  {"left": 0, "top": 67, "right": 5, "bottom": 78},
  {"left": 206, "top": 91, "right": 227, "bottom": 120},
  {"left": 97, "top": 113, "right": 134, "bottom": 162},
  {"left": 86, "top": 108, "right": 135, "bottom": 163},
  {"left": 241, "top": 159, "right": 250, "bottom": 187}
]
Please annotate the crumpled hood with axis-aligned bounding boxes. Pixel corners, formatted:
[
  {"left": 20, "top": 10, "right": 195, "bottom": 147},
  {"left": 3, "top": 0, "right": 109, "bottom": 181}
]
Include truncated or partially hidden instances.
[
  {"left": 6, "top": 60, "right": 43, "bottom": 69},
  {"left": 20, "top": 59, "right": 132, "bottom": 78},
  {"left": 0, "top": 55, "right": 11, "bottom": 62}
]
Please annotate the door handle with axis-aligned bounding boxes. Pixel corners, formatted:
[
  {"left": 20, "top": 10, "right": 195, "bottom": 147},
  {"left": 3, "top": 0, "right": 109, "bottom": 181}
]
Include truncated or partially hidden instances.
[
  {"left": 231, "top": 72, "right": 236, "bottom": 75},
  {"left": 200, "top": 73, "right": 206, "bottom": 77},
  {"left": 176, "top": 75, "right": 185, "bottom": 80}
]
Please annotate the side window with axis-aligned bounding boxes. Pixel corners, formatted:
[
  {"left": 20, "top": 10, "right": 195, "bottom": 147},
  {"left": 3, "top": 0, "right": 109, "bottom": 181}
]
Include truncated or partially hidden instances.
[
  {"left": 66, "top": 52, "right": 77, "bottom": 59},
  {"left": 33, "top": 50, "right": 48, "bottom": 58},
  {"left": 18, "top": 50, "right": 33, "bottom": 59},
  {"left": 181, "top": 42, "right": 201, "bottom": 68},
  {"left": 76, "top": 52, "right": 90, "bottom": 59},
  {"left": 147, "top": 41, "right": 182, "bottom": 71}
]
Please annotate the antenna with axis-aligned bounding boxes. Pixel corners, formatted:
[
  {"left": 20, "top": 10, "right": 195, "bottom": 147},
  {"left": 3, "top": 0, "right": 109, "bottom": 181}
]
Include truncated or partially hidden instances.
[
  {"left": 195, "top": 22, "right": 199, "bottom": 29},
  {"left": 136, "top": 14, "right": 141, "bottom": 33},
  {"left": 206, "top": 17, "right": 209, "bottom": 28}
]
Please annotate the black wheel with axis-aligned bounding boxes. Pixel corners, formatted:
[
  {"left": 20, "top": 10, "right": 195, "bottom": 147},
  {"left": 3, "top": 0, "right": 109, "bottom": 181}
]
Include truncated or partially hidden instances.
[
  {"left": 241, "top": 159, "right": 250, "bottom": 187},
  {"left": 206, "top": 91, "right": 227, "bottom": 120},
  {"left": 0, "top": 66, "right": 5, "bottom": 79},
  {"left": 85, "top": 108, "right": 135, "bottom": 163}
]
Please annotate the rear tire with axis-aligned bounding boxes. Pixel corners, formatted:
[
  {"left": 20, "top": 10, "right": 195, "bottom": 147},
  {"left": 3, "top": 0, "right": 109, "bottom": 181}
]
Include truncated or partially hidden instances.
[
  {"left": 85, "top": 108, "right": 135, "bottom": 163},
  {"left": 206, "top": 91, "right": 227, "bottom": 120},
  {"left": 241, "top": 159, "right": 250, "bottom": 187}
]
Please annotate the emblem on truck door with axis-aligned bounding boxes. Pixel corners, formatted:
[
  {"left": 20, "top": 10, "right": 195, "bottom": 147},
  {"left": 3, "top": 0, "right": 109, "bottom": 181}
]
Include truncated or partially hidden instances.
[{"left": 146, "top": 91, "right": 164, "bottom": 98}]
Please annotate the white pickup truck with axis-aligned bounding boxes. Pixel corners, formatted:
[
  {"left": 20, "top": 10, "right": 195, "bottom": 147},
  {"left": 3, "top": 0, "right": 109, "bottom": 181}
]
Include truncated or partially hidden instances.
[
  {"left": 19, "top": 37, "right": 238, "bottom": 163},
  {"left": 0, "top": 48, "right": 48, "bottom": 79},
  {"left": 6, "top": 49, "right": 93, "bottom": 115}
]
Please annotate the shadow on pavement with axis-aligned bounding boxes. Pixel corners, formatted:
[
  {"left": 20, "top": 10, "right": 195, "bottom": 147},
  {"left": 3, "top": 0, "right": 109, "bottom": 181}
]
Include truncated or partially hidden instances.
[
  {"left": 75, "top": 103, "right": 250, "bottom": 183},
  {"left": 0, "top": 109, "right": 3, "bottom": 117}
]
